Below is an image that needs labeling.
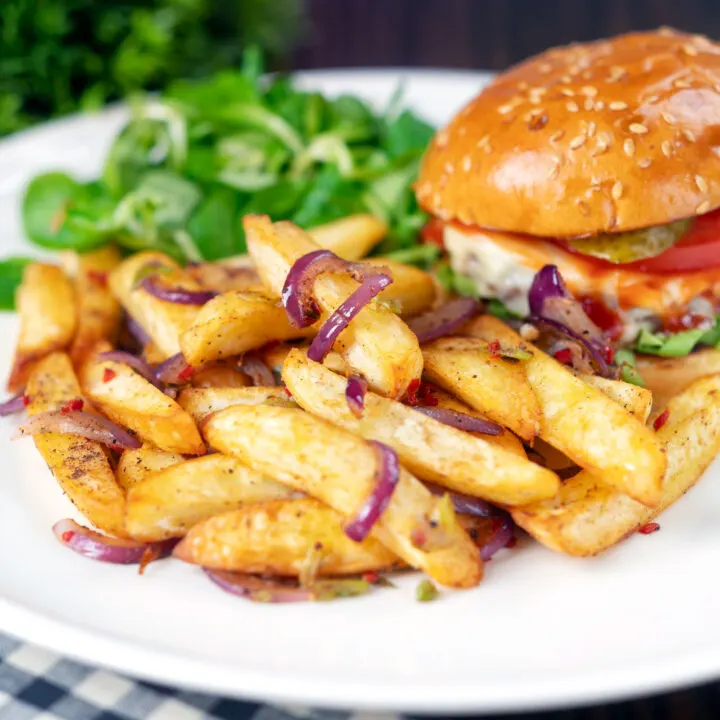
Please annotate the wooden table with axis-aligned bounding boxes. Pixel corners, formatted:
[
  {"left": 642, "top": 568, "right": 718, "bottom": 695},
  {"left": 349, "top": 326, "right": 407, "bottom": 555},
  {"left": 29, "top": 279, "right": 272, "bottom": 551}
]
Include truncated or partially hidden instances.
[{"left": 290, "top": 1, "right": 720, "bottom": 717}]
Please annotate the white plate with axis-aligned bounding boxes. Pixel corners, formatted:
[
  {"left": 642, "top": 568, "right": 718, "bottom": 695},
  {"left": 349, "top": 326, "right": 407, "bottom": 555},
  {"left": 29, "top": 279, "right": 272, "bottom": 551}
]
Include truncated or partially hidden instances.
[{"left": 2, "top": 70, "right": 720, "bottom": 716}]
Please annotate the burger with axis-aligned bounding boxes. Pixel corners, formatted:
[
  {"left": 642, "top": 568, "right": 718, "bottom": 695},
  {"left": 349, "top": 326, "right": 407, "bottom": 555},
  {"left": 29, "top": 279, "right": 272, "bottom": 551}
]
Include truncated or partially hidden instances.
[{"left": 415, "top": 29, "right": 720, "bottom": 385}]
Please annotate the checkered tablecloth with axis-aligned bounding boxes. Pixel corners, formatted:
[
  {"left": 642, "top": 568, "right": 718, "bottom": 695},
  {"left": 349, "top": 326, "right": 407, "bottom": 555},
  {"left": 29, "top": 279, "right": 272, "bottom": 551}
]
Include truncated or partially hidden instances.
[{"left": 0, "top": 633, "right": 388, "bottom": 720}]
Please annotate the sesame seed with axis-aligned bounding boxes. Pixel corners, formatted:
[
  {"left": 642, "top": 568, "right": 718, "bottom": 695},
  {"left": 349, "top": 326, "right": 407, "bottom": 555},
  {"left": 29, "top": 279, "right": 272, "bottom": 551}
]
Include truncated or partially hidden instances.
[
  {"left": 696, "top": 175, "right": 709, "bottom": 193},
  {"left": 436, "top": 131, "right": 449, "bottom": 148},
  {"left": 587, "top": 121, "right": 597, "bottom": 137},
  {"left": 714, "top": 84, "right": 720, "bottom": 94},
  {"left": 697, "top": 200, "right": 711, "bottom": 214},
  {"left": 683, "top": 44, "right": 699, "bottom": 56},
  {"left": 498, "top": 104, "right": 514, "bottom": 115},
  {"left": 539, "top": 63, "right": 552, "bottom": 73},
  {"left": 592, "top": 137, "right": 609, "bottom": 156},
  {"left": 629, "top": 123, "right": 648, "bottom": 135},
  {"left": 584, "top": 98, "right": 595, "bottom": 111},
  {"left": 674, "top": 79, "right": 691, "bottom": 89},
  {"left": 518, "top": 81, "right": 529, "bottom": 91},
  {"left": 661, "top": 112, "right": 677, "bottom": 125},
  {"left": 477, "top": 135, "right": 490, "bottom": 148},
  {"left": 682, "top": 129, "right": 696, "bottom": 142},
  {"left": 645, "top": 94, "right": 659, "bottom": 104},
  {"left": 638, "top": 158, "right": 652, "bottom": 169},
  {"left": 458, "top": 126, "right": 467, "bottom": 136},
  {"left": 661, "top": 140, "right": 674, "bottom": 157},
  {"left": 577, "top": 200, "right": 591, "bottom": 216},
  {"left": 529, "top": 95, "right": 542, "bottom": 105},
  {"left": 566, "top": 101, "right": 580, "bottom": 113},
  {"left": 624, "top": 138, "right": 636, "bottom": 156},
  {"left": 581, "top": 86, "right": 598, "bottom": 97},
  {"left": 599, "top": 131, "right": 613, "bottom": 147},
  {"left": 594, "top": 100, "right": 606, "bottom": 111},
  {"left": 547, "top": 158, "right": 561, "bottom": 180},
  {"left": 611, "top": 181, "right": 623, "bottom": 200},
  {"left": 444, "top": 162, "right": 454, "bottom": 174},
  {"left": 561, "top": 74, "right": 572, "bottom": 84},
  {"left": 433, "top": 193, "right": 442, "bottom": 207},
  {"left": 560, "top": 88, "right": 575, "bottom": 97},
  {"left": 550, "top": 130, "right": 565, "bottom": 143},
  {"left": 608, "top": 66, "right": 627, "bottom": 82},
  {"left": 609, "top": 101, "right": 628, "bottom": 111},
  {"left": 529, "top": 86, "right": 547, "bottom": 96},
  {"left": 462, "top": 155, "right": 472, "bottom": 172},
  {"left": 569, "top": 135, "right": 587, "bottom": 149}
]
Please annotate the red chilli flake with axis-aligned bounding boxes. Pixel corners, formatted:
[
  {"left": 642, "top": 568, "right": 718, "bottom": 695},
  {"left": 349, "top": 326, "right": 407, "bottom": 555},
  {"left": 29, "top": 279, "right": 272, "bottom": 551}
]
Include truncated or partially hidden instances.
[
  {"left": 87, "top": 270, "right": 108, "bottom": 287},
  {"left": 362, "top": 571, "right": 379, "bottom": 584},
  {"left": 604, "top": 346, "right": 615, "bottom": 364},
  {"left": 638, "top": 522, "right": 660, "bottom": 535},
  {"left": 487, "top": 340, "right": 501, "bottom": 359},
  {"left": 102, "top": 368, "right": 117, "bottom": 383},
  {"left": 283, "top": 387, "right": 293, "bottom": 398},
  {"left": 61, "top": 531, "right": 75, "bottom": 542},
  {"left": 405, "top": 380, "right": 438, "bottom": 407},
  {"left": 178, "top": 365, "right": 195, "bottom": 382},
  {"left": 22, "top": 395, "right": 31, "bottom": 407},
  {"left": 653, "top": 409, "right": 670, "bottom": 431},
  {"left": 505, "top": 537, "right": 518, "bottom": 549},
  {"left": 554, "top": 348, "right": 573, "bottom": 365},
  {"left": 61, "top": 398, "right": 84, "bottom": 414}
]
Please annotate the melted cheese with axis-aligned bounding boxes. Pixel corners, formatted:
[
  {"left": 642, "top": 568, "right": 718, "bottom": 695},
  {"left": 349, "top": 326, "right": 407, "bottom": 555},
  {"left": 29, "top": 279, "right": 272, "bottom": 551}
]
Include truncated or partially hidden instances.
[{"left": 445, "top": 223, "right": 720, "bottom": 317}]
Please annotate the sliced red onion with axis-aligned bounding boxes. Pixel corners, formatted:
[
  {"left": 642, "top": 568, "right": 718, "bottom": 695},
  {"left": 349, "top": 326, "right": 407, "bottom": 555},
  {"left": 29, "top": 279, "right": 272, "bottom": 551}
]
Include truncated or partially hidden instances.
[
  {"left": 282, "top": 250, "right": 348, "bottom": 328},
  {"left": 53, "top": 519, "right": 176, "bottom": 564},
  {"left": 528, "top": 264, "right": 614, "bottom": 377},
  {"left": 0, "top": 393, "right": 26, "bottom": 417},
  {"left": 141, "top": 276, "right": 217, "bottom": 305},
  {"left": 408, "top": 297, "right": 480, "bottom": 344},
  {"left": 154, "top": 352, "right": 193, "bottom": 385},
  {"left": 97, "top": 351, "right": 162, "bottom": 388},
  {"left": 345, "top": 441, "right": 400, "bottom": 542},
  {"left": 532, "top": 317, "right": 611, "bottom": 377},
  {"left": 204, "top": 569, "right": 370, "bottom": 603},
  {"left": 240, "top": 353, "right": 276, "bottom": 387},
  {"left": 345, "top": 375, "right": 368, "bottom": 418},
  {"left": 308, "top": 272, "right": 393, "bottom": 362},
  {"left": 424, "top": 481, "right": 496, "bottom": 518},
  {"left": 414, "top": 406, "right": 502, "bottom": 435},
  {"left": 127, "top": 315, "right": 151, "bottom": 346},
  {"left": 481, "top": 513, "right": 515, "bottom": 561},
  {"left": 16, "top": 411, "right": 140, "bottom": 450}
]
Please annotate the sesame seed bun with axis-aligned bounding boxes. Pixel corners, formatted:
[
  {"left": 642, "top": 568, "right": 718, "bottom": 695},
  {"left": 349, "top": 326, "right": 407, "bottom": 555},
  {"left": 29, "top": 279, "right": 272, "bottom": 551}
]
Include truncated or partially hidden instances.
[{"left": 416, "top": 29, "right": 720, "bottom": 238}]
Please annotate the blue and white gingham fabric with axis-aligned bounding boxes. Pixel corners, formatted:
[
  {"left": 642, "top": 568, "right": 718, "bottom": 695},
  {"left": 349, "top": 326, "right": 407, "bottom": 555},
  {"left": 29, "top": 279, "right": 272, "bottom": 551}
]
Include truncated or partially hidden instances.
[{"left": 0, "top": 633, "right": 389, "bottom": 720}]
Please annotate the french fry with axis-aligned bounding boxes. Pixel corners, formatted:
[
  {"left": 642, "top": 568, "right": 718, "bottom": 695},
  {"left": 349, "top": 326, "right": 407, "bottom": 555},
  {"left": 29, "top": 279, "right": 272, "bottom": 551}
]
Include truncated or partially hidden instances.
[
  {"left": 462, "top": 314, "right": 666, "bottom": 506},
  {"left": 191, "top": 361, "right": 251, "bottom": 389},
  {"left": 203, "top": 404, "right": 483, "bottom": 588},
  {"left": 80, "top": 346, "right": 205, "bottom": 455},
  {"left": 8, "top": 263, "right": 77, "bottom": 392},
  {"left": 116, "top": 447, "right": 185, "bottom": 491},
  {"left": 637, "top": 348, "right": 720, "bottom": 411},
  {"left": 422, "top": 337, "right": 541, "bottom": 441},
  {"left": 178, "top": 386, "right": 291, "bottom": 424},
  {"left": 108, "top": 252, "right": 201, "bottom": 359},
  {"left": 24, "top": 353, "right": 126, "bottom": 536},
  {"left": 174, "top": 497, "right": 399, "bottom": 574},
  {"left": 283, "top": 350, "right": 558, "bottom": 505},
  {"left": 179, "top": 291, "right": 313, "bottom": 367},
  {"left": 430, "top": 387, "right": 526, "bottom": 457},
  {"left": 581, "top": 374, "right": 653, "bottom": 421},
  {"left": 259, "top": 342, "right": 347, "bottom": 377},
  {"left": 66, "top": 246, "right": 123, "bottom": 367},
  {"left": 513, "top": 374, "right": 720, "bottom": 556},
  {"left": 244, "top": 215, "right": 422, "bottom": 398},
  {"left": 125, "top": 454, "right": 294, "bottom": 541},
  {"left": 307, "top": 213, "right": 387, "bottom": 260},
  {"left": 186, "top": 263, "right": 263, "bottom": 294},
  {"left": 364, "top": 258, "right": 436, "bottom": 317}
]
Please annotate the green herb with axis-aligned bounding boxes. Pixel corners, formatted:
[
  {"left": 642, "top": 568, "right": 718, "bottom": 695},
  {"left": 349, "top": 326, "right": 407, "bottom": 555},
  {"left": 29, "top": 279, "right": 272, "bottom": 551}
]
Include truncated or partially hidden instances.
[
  {"left": 21, "top": 50, "right": 434, "bottom": 263},
  {"left": 0, "top": 258, "right": 32, "bottom": 310},
  {"left": 315, "top": 579, "right": 371, "bottom": 601},
  {"left": 0, "top": 0, "right": 305, "bottom": 136},
  {"left": 416, "top": 578, "right": 440, "bottom": 603},
  {"left": 434, "top": 262, "right": 478, "bottom": 297},
  {"left": 634, "top": 319, "right": 720, "bottom": 358},
  {"left": 487, "top": 298, "right": 523, "bottom": 320},
  {"left": 614, "top": 349, "right": 646, "bottom": 387},
  {"left": 382, "top": 245, "right": 441, "bottom": 269}
]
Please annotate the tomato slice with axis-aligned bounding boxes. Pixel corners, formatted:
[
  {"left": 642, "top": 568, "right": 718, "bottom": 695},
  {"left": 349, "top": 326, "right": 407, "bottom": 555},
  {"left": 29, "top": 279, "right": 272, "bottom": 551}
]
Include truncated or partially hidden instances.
[
  {"left": 420, "top": 218, "right": 445, "bottom": 249},
  {"left": 630, "top": 208, "right": 720, "bottom": 273}
]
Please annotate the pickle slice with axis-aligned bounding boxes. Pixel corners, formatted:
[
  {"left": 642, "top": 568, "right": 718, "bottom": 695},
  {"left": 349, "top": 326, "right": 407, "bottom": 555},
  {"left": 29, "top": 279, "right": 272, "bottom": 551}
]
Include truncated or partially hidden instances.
[{"left": 567, "top": 219, "right": 693, "bottom": 264}]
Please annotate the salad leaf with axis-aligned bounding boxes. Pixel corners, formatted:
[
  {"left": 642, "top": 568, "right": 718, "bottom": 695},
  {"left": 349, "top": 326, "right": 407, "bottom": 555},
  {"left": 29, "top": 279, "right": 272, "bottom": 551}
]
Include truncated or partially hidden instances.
[
  {"left": 0, "top": 257, "right": 32, "bottom": 310},
  {"left": 19, "top": 52, "right": 434, "bottom": 264},
  {"left": 634, "top": 319, "right": 720, "bottom": 358},
  {"left": 382, "top": 245, "right": 440, "bottom": 269},
  {"left": 486, "top": 298, "right": 523, "bottom": 320}
]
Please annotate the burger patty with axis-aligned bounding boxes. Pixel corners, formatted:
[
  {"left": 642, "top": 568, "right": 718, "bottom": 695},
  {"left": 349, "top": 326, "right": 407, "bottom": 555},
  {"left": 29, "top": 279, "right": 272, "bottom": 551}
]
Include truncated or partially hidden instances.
[{"left": 444, "top": 223, "right": 720, "bottom": 344}]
